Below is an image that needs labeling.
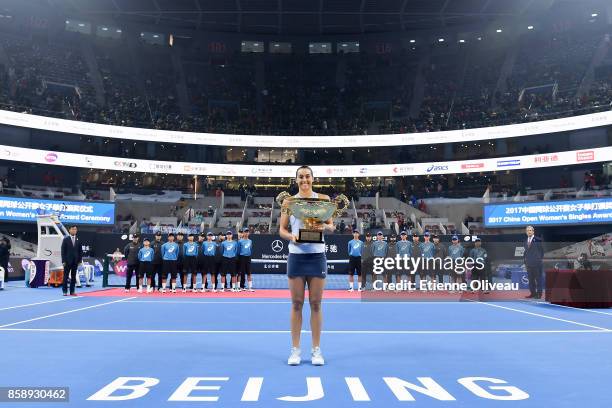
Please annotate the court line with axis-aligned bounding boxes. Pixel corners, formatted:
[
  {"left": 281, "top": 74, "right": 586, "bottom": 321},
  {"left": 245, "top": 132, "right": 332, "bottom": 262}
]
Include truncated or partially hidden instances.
[
  {"left": 470, "top": 301, "right": 611, "bottom": 331},
  {"left": 0, "top": 297, "right": 137, "bottom": 329},
  {"left": 0, "top": 328, "right": 608, "bottom": 334},
  {"left": 122, "top": 300, "right": 480, "bottom": 304},
  {"left": 0, "top": 297, "right": 76, "bottom": 311},
  {"left": 534, "top": 301, "right": 612, "bottom": 316}
]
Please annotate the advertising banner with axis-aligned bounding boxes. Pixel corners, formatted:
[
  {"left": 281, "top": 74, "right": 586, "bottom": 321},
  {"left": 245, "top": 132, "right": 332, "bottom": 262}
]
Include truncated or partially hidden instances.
[
  {"left": 484, "top": 198, "right": 612, "bottom": 227},
  {"left": 0, "top": 196, "right": 115, "bottom": 225}
]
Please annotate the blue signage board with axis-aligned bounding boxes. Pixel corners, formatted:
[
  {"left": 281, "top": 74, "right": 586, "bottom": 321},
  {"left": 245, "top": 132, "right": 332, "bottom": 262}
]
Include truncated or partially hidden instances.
[
  {"left": 0, "top": 196, "right": 115, "bottom": 225},
  {"left": 484, "top": 198, "right": 612, "bottom": 227}
]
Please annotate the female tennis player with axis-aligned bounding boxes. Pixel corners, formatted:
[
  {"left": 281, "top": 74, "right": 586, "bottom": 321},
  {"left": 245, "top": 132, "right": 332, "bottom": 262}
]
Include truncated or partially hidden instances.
[{"left": 279, "top": 165, "right": 335, "bottom": 366}]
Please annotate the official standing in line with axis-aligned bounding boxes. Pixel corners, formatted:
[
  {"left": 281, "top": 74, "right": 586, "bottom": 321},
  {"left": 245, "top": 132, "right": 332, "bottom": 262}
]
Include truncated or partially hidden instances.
[
  {"left": 238, "top": 227, "right": 254, "bottom": 292},
  {"left": 221, "top": 231, "right": 239, "bottom": 292},
  {"left": 448, "top": 235, "right": 465, "bottom": 289},
  {"left": 347, "top": 230, "right": 363, "bottom": 291},
  {"left": 360, "top": 232, "right": 373, "bottom": 290},
  {"left": 202, "top": 232, "right": 217, "bottom": 292},
  {"left": 410, "top": 233, "right": 422, "bottom": 285},
  {"left": 123, "top": 234, "right": 141, "bottom": 292},
  {"left": 396, "top": 231, "right": 411, "bottom": 285},
  {"left": 420, "top": 232, "right": 435, "bottom": 287},
  {"left": 151, "top": 231, "right": 163, "bottom": 291},
  {"left": 138, "top": 238, "right": 154, "bottom": 294},
  {"left": 432, "top": 234, "right": 447, "bottom": 284},
  {"left": 0, "top": 238, "right": 10, "bottom": 290},
  {"left": 161, "top": 233, "right": 179, "bottom": 293},
  {"left": 61, "top": 225, "right": 83, "bottom": 296},
  {"left": 385, "top": 234, "right": 398, "bottom": 285},
  {"left": 196, "top": 233, "right": 207, "bottom": 290},
  {"left": 176, "top": 232, "right": 185, "bottom": 290},
  {"left": 469, "top": 238, "right": 489, "bottom": 293},
  {"left": 214, "top": 234, "right": 226, "bottom": 291},
  {"left": 371, "top": 231, "right": 388, "bottom": 286},
  {"left": 523, "top": 226, "right": 544, "bottom": 299},
  {"left": 183, "top": 234, "right": 199, "bottom": 293}
]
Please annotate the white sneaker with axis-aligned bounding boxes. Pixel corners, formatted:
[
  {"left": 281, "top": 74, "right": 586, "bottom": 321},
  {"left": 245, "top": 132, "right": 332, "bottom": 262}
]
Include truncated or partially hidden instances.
[
  {"left": 124, "top": 289, "right": 129, "bottom": 293},
  {"left": 311, "top": 347, "right": 325, "bottom": 366},
  {"left": 171, "top": 289, "right": 176, "bottom": 293},
  {"left": 212, "top": 288, "right": 217, "bottom": 293},
  {"left": 182, "top": 288, "right": 187, "bottom": 293},
  {"left": 192, "top": 288, "right": 197, "bottom": 293},
  {"left": 248, "top": 288, "right": 255, "bottom": 292},
  {"left": 137, "top": 288, "right": 142, "bottom": 293},
  {"left": 287, "top": 347, "right": 301, "bottom": 366},
  {"left": 161, "top": 288, "right": 166, "bottom": 293},
  {"left": 348, "top": 288, "right": 354, "bottom": 292},
  {"left": 358, "top": 287, "right": 363, "bottom": 292},
  {"left": 146, "top": 287, "right": 153, "bottom": 294},
  {"left": 220, "top": 288, "right": 225, "bottom": 292},
  {"left": 200, "top": 288, "right": 206, "bottom": 293}
]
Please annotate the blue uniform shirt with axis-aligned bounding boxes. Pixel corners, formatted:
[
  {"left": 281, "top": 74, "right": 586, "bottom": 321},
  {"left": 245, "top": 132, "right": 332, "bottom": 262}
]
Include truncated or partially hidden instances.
[
  {"left": 138, "top": 247, "right": 153, "bottom": 262},
  {"left": 371, "top": 240, "right": 388, "bottom": 257},
  {"left": 396, "top": 240, "right": 411, "bottom": 257},
  {"left": 202, "top": 241, "right": 217, "bottom": 257},
  {"left": 221, "top": 240, "right": 238, "bottom": 258},
  {"left": 161, "top": 242, "right": 179, "bottom": 261},
  {"left": 238, "top": 239, "right": 253, "bottom": 256},
  {"left": 420, "top": 241, "right": 436, "bottom": 259},
  {"left": 448, "top": 244, "right": 465, "bottom": 259},
  {"left": 183, "top": 242, "right": 198, "bottom": 257},
  {"left": 348, "top": 239, "right": 364, "bottom": 257}
]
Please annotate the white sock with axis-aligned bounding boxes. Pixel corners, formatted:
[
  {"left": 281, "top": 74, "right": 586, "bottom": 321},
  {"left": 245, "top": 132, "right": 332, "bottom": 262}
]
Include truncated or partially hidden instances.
[
  {"left": 248, "top": 281, "right": 252, "bottom": 289},
  {"left": 171, "top": 283, "right": 176, "bottom": 290},
  {"left": 358, "top": 283, "right": 362, "bottom": 289},
  {"left": 349, "top": 282, "right": 353, "bottom": 289}
]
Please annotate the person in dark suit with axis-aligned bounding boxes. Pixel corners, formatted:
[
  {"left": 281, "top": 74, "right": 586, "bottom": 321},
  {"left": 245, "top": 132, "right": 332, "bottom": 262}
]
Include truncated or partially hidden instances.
[
  {"left": 523, "top": 225, "right": 544, "bottom": 299},
  {"left": 61, "top": 225, "right": 83, "bottom": 296}
]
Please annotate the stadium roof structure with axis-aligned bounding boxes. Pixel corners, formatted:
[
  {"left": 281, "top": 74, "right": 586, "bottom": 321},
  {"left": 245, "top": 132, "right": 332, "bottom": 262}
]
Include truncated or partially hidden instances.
[{"left": 43, "top": 0, "right": 600, "bottom": 35}]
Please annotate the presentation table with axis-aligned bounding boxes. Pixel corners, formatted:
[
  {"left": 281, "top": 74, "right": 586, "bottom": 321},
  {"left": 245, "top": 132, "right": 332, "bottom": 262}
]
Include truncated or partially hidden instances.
[{"left": 545, "top": 268, "right": 612, "bottom": 308}]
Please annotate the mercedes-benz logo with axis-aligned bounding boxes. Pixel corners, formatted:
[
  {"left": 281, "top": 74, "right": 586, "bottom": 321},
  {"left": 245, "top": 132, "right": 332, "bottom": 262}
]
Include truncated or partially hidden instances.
[{"left": 271, "top": 240, "right": 284, "bottom": 253}]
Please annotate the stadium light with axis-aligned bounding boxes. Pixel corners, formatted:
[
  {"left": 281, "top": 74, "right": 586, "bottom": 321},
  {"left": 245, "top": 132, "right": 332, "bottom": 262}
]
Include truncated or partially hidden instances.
[
  {"left": 527, "top": 25, "right": 534, "bottom": 30},
  {"left": 477, "top": 37, "right": 482, "bottom": 41},
  {"left": 101, "top": 27, "right": 108, "bottom": 31},
  {"left": 438, "top": 38, "right": 444, "bottom": 42},
  {"left": 78, "top": 23, "right": 85, "bottom": 27},
  {"left": 409, "top": 39, "right": 416, "bottom": 43},
  {"left": 496, "top": 29, "right": 502, "bottom": 33},
  {"left": 591, "top": 13, "right": 598, "bottom": 17},
  {"left": 459, "top": 39, "right": 466, "bottom": 43}
]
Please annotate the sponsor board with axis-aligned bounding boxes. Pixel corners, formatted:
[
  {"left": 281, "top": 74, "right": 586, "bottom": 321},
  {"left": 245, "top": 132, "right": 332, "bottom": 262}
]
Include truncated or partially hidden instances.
[
  {"left": 45, "top": 152, "right": 58, "bottom": 163},
  {"left": 0, "top": 108, "right": 611, "bottom": 147},
  {"left": 461, "top": 163, "right": 484, "bottom": 170},
  {"left": 576, "top": 150, "right": 594, "bottom": 162},
  {"left": 496, "top": 159, "right": 520, "bottom": 168}
]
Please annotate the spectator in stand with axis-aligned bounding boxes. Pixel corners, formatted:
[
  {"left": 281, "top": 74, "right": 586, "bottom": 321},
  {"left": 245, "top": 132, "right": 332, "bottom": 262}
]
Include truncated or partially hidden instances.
[{"left": 418, "top": 200, "right": 427, "bottom": 213}]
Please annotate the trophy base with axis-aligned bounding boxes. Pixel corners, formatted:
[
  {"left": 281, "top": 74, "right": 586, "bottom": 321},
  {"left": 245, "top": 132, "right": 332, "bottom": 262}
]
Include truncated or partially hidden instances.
[{"left": 297, "top": 229, "right": 323, "bottom": 243}]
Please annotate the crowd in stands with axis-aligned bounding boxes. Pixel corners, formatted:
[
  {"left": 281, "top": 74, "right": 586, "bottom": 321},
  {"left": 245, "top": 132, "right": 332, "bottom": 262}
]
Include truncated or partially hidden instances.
[{"left": 1, "top": 25, "right": 610, "bottom": 141}]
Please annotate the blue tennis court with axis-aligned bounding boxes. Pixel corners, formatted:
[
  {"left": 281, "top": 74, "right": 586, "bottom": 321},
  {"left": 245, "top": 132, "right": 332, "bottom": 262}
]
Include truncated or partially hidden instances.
[{"left": 0, "top": 283, "right": 611, "bottom": 407}]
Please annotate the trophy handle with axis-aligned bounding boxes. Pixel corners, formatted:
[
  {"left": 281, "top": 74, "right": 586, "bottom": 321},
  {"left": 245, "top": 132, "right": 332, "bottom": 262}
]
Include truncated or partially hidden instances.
[
  {"left": 332, "top": 194, "right": 350, "bottom": 218},
  {"left": 276, "top": 191, "right": 293, "bottom": 215}
]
